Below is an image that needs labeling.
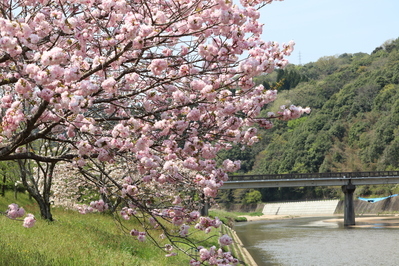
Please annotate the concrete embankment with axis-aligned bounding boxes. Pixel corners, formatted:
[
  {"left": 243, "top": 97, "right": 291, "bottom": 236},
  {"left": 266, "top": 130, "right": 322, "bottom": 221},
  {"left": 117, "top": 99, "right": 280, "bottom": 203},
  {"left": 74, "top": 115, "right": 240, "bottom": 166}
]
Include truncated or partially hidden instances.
[
  {"left": 260, "top": 197, "right": 399, "bottom": 216},
  {"left": 335, "top": 196, "right": 399, "bottom": 215},
  {"left": 262, "top": 199, "right": 339, "bottom": 216},
  {"left": 218, "top": 196, "right": 399, "bottom": 218}
]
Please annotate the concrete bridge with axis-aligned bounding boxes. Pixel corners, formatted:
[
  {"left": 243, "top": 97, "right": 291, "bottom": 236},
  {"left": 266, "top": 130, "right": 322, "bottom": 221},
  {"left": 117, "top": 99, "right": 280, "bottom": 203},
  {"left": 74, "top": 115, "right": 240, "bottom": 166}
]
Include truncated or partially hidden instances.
[{"left": 221, "top": 171, "right": 399, "bottom": 226}]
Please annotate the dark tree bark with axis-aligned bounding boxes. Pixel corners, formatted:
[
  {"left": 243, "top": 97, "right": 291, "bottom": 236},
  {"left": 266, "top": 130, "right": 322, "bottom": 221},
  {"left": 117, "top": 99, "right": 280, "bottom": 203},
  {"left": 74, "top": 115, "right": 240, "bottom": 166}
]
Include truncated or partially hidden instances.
[
  {"left": 17, "top": 159, "right": 55, "bottom": 221},
  {"left": 1, "top": 173, "right": 5, "bottom": 197}
]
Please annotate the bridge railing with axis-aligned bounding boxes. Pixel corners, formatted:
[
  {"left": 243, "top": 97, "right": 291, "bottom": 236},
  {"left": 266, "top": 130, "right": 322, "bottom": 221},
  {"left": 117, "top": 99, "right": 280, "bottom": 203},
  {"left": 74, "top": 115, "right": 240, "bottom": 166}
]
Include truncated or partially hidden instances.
[{"left": 227, "top": 171, "right": 399, "bottom": 181}]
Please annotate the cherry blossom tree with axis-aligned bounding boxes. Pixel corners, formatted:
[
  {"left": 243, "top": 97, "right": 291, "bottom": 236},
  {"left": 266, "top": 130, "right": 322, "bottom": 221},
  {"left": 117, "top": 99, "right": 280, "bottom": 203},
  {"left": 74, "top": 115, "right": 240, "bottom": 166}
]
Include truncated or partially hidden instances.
[{"left": 0, "top": 0, "right": 310, "bottom": 264}]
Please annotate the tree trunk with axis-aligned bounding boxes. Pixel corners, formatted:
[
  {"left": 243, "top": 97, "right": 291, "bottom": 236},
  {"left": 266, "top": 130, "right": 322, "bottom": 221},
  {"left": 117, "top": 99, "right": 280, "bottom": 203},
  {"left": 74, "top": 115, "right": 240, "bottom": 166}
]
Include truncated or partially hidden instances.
[
  {"left": 1, "top": 174, "right": 5, "bottom": 197},
  {"left": 17, "top": 159, "right": 55, "bottom": 221},
  {"left": 33, "top": 193, "right": 54, "bottom": 221},
  {"left": 24, "top": 186, "right": 54, "bottom": 221}
]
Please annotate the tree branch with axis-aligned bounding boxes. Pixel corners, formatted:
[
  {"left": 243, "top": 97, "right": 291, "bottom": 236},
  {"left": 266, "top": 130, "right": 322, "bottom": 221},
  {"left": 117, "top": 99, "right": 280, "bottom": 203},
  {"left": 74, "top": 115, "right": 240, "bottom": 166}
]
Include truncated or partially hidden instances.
[{"left": 0, "top": 152, "right": 76, "bottom": 163}]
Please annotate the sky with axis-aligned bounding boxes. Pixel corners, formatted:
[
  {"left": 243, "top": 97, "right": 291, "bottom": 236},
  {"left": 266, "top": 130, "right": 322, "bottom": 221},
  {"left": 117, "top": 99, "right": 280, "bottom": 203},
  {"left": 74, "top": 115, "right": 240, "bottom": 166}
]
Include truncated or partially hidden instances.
[{"left": 259, "top": 0, "right": 399, "bottom": 65}]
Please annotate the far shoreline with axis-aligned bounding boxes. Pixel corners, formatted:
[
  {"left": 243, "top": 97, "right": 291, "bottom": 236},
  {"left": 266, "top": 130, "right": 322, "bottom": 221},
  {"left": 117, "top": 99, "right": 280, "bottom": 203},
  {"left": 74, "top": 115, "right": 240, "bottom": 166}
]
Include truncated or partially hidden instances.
[
  {"left": 237, "top": 213, "right": 399, "bottom": 228},
  {"left": 237, "top": 214, "right": 337, "bottom": 222}
]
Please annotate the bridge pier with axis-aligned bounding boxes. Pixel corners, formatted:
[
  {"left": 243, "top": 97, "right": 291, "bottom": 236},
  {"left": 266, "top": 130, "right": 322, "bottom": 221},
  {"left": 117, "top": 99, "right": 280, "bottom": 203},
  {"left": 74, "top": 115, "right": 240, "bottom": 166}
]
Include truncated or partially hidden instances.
[{"left": 341, "top": 182, "right": 356, "bottom": 226}]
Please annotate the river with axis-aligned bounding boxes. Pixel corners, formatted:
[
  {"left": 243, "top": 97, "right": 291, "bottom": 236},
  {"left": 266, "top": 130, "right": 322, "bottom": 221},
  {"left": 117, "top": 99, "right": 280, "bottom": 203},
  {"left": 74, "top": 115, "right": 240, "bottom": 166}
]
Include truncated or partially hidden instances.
[{"left": 234, "top": 216, "right": 399, "bottom": 266}]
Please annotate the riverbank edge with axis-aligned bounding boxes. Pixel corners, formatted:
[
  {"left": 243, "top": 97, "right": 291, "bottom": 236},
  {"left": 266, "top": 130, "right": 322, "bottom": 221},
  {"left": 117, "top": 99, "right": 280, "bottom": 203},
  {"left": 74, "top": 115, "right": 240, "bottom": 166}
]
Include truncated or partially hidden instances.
[
  {"left": 221, "top": 224, "right": 258, "bottom": 266},
  {"left": 237, "top": 214, "right": 334, "bottom": 222},
  {"left": 237, "top": 213, "right": 399, "bottom": 226}
]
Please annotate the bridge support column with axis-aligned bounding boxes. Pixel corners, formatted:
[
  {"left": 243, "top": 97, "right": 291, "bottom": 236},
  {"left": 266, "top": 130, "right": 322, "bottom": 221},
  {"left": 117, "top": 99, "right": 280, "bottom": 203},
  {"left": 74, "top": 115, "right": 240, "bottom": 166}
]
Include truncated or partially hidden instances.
[{"left": 341, "top": 182, "right": 356, "bottom": 226}]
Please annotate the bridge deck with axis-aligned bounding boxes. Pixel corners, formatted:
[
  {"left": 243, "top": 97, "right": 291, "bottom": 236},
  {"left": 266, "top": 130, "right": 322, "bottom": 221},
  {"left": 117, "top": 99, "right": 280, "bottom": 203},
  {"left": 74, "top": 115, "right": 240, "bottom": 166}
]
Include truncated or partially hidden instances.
[
  {"left": 222, "top": 171, "right": 399, "bottom": 189},
  {"left": 228, "top": 171, "right": 399, "bottom": 181}
]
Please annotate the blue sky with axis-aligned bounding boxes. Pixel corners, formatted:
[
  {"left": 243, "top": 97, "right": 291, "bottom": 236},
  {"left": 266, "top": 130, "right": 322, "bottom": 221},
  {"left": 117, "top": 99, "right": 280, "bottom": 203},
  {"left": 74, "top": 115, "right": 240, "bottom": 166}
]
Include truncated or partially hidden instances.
[{"left": 259, "top": 0, "right": 399, "bottom": 65}]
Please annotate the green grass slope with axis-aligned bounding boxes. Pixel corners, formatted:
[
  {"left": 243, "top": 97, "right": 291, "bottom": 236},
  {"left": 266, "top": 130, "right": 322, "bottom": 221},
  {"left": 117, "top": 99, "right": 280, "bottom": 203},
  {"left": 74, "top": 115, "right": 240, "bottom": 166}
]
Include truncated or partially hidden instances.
[{"left": 0, "top": 191, "right": 195, "bottom": 266}]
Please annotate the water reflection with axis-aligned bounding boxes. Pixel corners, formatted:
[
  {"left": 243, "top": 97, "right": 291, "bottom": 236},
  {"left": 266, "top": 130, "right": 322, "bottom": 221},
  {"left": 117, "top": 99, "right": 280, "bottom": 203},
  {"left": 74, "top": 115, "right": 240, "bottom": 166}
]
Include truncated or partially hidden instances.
[{"left": 234, "top": 217, "right": 399, "bottom": 266}]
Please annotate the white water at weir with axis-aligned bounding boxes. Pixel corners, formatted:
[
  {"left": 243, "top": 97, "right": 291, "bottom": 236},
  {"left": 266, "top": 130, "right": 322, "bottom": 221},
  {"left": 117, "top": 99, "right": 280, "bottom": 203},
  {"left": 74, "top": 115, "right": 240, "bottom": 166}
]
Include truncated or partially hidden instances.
[{"left": 262, "top": 200, "right": 340, "bottom": 216}]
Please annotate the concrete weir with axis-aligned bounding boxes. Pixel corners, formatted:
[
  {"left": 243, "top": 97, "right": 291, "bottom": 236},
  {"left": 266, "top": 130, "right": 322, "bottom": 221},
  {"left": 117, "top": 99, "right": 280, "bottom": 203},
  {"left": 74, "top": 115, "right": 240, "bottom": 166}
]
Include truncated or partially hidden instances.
[{"left": 262, "top": 200, "right": 340, "bottom": 216}]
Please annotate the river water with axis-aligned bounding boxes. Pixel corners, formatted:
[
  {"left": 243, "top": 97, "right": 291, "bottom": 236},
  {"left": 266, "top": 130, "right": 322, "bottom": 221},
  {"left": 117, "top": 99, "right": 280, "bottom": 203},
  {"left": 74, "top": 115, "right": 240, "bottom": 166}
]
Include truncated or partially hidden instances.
[{"left": 234, "top": 216, "right": 399, "bottom": 266}]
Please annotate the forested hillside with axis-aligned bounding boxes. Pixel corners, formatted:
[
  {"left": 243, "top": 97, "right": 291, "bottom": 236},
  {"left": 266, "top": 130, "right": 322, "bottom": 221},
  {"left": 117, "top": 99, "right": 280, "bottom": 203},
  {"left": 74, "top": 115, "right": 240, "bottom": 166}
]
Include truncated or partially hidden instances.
[{"left": 218, "top": 38, "right": 399, "bottom": 203}]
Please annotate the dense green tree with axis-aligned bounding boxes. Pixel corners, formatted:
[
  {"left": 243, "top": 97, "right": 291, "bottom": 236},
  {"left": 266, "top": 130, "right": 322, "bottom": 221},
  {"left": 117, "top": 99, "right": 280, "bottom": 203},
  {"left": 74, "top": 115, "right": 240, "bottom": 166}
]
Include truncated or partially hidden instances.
[
  {"left": 243, "top": 190, "right": 262, "bottom": 204},
  {"left": 0, "top": 161, "right": 20, "bottom": 197},
  {"left": 217, "top": 37, "right": 399, "bottom": 203}
]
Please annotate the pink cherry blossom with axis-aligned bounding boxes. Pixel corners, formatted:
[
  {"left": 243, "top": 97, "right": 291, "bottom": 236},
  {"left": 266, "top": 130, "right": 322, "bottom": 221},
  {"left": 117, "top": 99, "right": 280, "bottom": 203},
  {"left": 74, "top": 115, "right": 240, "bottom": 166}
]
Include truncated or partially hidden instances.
[
  {"left": 89, "top": 199, "right": 109, "bottom": 212},
  {"left": 199, "top": 248, "right": 211, "bottom": 261},
  {"left": 41, "top": 47, "right": 68, "bottom": 66},
  {"left": 137, "top": 232, "right": 146, "bottom": 242},
  {"left": 218, "top": 234, "right": 233, "bottom": 246},
  {"left": 278, "top": 105, "right": 311, "bottom": 120},
  {"left": 189, "top": 259, "right": 201, "bottom": 266},
  {"left": 23, "top": 214, "right": 36, "bottom": 228},
  {"left": 6, "top": 203, "right": 25, "bottom": 219},
  {"left": 188, "top": 16, "right": 203, "bottom": 30},
  {"left": 101, "top": 77, "right": 117, "bottom": 93},
  {"left": 179, "top": 224, "right": 190, "bottom": 237},
  {"left": 148, "top": 59, "right": 168, "bottom": 75}
]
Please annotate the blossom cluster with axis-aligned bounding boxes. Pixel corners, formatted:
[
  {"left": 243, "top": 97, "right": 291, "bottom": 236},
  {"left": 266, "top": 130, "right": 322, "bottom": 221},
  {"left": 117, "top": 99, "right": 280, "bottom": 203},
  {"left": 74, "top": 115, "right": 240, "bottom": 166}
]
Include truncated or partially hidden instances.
[
  {"left": 23, "top": 214, "right": 36, "bottom": 228},
  {"left": 218, "top": 234, "right": 234, "bottom": 246},
  {"left": 77, "top": 199, "right": 109, "bottom": 214},
  {"left": 5, "top": 204, "right": 36, "bottom": 228},
  {"left": 120, "top": 206, "right": 137, "bottom": 220},
  {"left": 277, "top": 105, "right": 312, "bottom": 120},
  {"left": 6, "top": 203, "right": 25, "bottom": 219},
  {"left": 195, "top": 216, "right": 223, "bottom": 233},
  {"left": 130, "top": 229, "right": 147, "bottom": 242},
  {"left": 190, "top": 246, "right": 239, "bottom": 266}
]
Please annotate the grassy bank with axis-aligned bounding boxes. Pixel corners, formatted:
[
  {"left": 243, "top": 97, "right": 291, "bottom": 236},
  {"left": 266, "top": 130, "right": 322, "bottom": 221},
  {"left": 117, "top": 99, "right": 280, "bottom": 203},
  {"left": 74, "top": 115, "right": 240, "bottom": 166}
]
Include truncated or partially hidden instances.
[
  {"left": 209, "top": 209, "right": 263, "bottom": 224},
  {"left": 0, "top": 191, "right": 219, "bottom": 266}
]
